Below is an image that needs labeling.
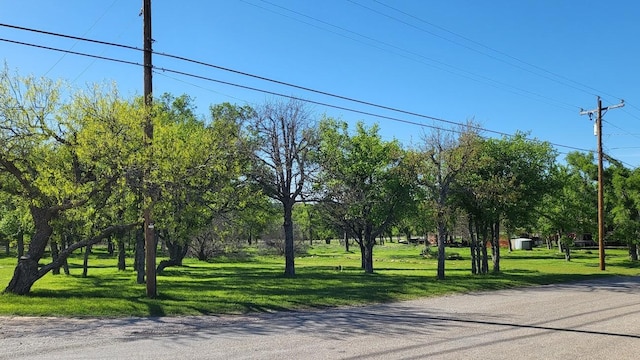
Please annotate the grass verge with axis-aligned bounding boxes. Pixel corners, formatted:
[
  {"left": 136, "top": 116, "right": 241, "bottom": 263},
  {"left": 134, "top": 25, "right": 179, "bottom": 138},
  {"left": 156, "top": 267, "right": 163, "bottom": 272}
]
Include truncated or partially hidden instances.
[{"left": 0, "top": 243, "right": 637, "bottom": 317}]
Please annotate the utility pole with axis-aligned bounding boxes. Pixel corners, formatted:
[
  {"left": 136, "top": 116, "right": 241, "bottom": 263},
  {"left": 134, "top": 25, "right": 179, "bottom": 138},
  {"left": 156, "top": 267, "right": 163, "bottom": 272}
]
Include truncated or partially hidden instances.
[
  {"left": 143, "top": 0, "right": 156, "bottom": 298},
  {"left": 580, "top": 96, "right": 624, "bottom": 271}
]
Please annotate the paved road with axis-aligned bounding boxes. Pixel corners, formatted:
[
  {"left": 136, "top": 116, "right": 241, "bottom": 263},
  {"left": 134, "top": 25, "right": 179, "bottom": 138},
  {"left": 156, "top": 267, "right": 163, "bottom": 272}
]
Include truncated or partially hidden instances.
[{"left": 1, "top": 276, "right": 639, "bottom": 359}]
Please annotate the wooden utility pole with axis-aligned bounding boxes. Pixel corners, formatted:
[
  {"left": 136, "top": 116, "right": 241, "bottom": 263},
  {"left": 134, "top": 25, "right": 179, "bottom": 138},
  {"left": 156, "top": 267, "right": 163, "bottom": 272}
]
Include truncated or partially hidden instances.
[
  {"left": 580, "top": 97, "right": 624, "bottom": 271},
  {"left": 143, "top": 0, "right": 156, "bottom": 298}
]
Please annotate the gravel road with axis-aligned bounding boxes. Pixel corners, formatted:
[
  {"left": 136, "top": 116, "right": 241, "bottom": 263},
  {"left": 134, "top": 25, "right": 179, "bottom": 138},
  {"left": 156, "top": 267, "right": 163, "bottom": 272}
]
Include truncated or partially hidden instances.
[{"left": 1, "top": 276, "right": 639, "bottom": 359}]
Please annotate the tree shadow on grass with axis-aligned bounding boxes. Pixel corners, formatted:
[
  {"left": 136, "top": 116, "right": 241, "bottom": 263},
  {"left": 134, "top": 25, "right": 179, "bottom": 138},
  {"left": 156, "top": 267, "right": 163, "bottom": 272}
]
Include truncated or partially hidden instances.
[{"left": 20, "top": 257, "right": 640, "bottom": 318}]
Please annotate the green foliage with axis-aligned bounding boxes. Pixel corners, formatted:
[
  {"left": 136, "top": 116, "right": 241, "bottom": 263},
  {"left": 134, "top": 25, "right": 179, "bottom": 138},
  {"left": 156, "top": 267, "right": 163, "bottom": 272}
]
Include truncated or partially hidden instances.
[
  {"left": 608, "top": 162, "right": 640, "bottom": 246},
  {"left": 151, "top": 99, "right": 251, "bottom": 246},
  {"left": 316, "top": 119, "right": 417, "bottom": 272},
  {"left": 473, "top": 133, "right": 557, "bottom": 227}
]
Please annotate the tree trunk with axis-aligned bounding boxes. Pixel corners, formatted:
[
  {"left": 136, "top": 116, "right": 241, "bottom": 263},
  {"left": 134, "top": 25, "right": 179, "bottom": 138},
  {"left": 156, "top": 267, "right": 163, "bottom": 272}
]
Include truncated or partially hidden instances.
[
  {"left": 4, "top": 237, "right": 9, "bottom": 255},
  {"left": 51, "top": 240, "right": 61, "bottom": 275},
  {"left": 468, "top": 214, "right": 477, "bottom": 275},
  {"left": 481, "top": 242, "right": 489, "bottom": 274},
  {"left": 557, "top": 231, "right": 563, "bottom": 253},
  {"left": 82, "top": 244, "right": 92, "bottom": 278},
  {"left": 4, "top": 257, "right": 39, "bottom": 295},
  {"left": 436, "top": 220, "right": 446, "bottom": 280},
  {"left": 107, "top": 238, "right": 114, "bottom": 256},
  {"left": 5, "top": 221, "right": 135, "bottom": 295},
  {"left": 118, "top": 239, "right": 126, "bottom": 271},
  {"left": 309, "top": 216, "right": 313, "bottom": 246},
  {"left": 359, "top": 241, "right": 366, "bottom": 269},
  {"left": 629, "top": 243, "right": 638, "bottom": 261},
  {"left": 344, "top": 231, "right": 349, "bottom": 252},
  {"left": 135, "top": 228, "right": 145, "bottom": 284},
  {"left": 403, "top": 230, "right": 411, "bottom": 243},
  {"left": 156, "top": 238, "right": 188, "bottom": 273},
  {"left": 283, "top": 202, "right": 295, "bottom": 277},
  {"left": 491, "top": 220, "right": 501, "bottom": 273},
  {"left": 363, "top": 242, "right": 374, "bottom": 273},
  {"left": 16, "top": 230, "right": 24, "bottom": 259},
  {"left": 481, "top": 231, "right": 489, "bottom": 274},
  {"left": 4, "top": 208, "right": 54, "bottom": 295},
  {"left": 61, "top": 236, "right": 70, "bottom": 275},
  {"left": 474, "top": 220, "right": 482, "bottom": 274}
]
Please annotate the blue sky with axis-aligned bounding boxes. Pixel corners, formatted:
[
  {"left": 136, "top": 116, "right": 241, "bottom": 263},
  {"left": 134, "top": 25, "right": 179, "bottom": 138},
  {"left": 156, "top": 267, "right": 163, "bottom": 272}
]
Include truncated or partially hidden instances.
[{"left": 1, "top": 1, "right": 639, "bottom": 167}]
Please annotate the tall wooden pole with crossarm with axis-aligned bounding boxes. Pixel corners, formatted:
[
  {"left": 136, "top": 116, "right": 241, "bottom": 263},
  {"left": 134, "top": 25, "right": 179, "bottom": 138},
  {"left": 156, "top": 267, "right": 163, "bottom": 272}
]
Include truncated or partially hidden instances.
[
  {"left": 580, "top": 97, "right": 624, "bottom": 271},
  {"left": 142, "top": 0, "right": 156, "bottom": 298}
]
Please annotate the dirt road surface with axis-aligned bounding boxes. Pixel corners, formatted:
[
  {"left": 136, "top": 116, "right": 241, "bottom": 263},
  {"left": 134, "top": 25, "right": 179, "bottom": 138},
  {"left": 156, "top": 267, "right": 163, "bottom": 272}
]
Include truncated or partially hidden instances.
[{"left": 1, "top": 276, "right": 639, "bottom": 359}]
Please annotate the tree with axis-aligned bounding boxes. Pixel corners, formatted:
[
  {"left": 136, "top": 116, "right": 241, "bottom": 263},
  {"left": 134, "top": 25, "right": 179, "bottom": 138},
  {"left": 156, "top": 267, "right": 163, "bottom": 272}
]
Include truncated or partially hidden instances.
[
  {"left": 485, "top": 134, "right": 556, "bottom": 271},
  {"left": 133, "top": 97, "right": 255, "bottom": 273},
  {"left": 607, "top": 158, "right": 640, "bottom": 261},
  {"left": 536, "top": 156, "right": 597, "bottom": 259},
  {"left": 1, "top": 68, "right": 138, "bottom": 294},
  {"left": 455, "top": 133, "right": 556, "bottom": 274},
  {"left": 0, "top": 192, "right": 30, "bottom": 258},
  {"left": 412, "top": 124, "right": 480, "bottom": 280},
  {"left": 246, "top": 99, "right": 318, "bottom": 277},
  {"left": 292, "top": 202, "right": 336, "bottom": 245},
  {"left": 235, "top": 194, "right": 280, "bottom": 246},
  {"left": 316, "top": 119, "right": 415, "bottom": 273}
]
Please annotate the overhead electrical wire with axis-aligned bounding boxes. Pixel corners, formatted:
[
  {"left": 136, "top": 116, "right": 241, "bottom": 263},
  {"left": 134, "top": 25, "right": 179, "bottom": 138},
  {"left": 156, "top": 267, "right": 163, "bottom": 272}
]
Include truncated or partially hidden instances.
[
  {"left": 351, "top": 0, "right": 628, "bottom": 107},
  {"left": 43, "top": 0, "right": 120, "bottom": 77},
  {"left": 0, "top": 35, "right": 593, "bottom": 156},
  {"left": 0, "top": 24, "right": 517, "bottom": 131},
  {"left": 0, "top": 23, "right": 585, "bottom": 131},
  {"left": 0, "top": 22, "right": 609, "bottom": 154},
  {"left": 368, "top": 0, "right": 640, "bottom": 120},
  {"left": 3, "top": 21, "right": 635, "bottom": 127},
  {"left": 246, "top": 1, "right": 640, "bottom": 134},
  {"left": 603, "top": 119, "right": 640, "bottom": 143},
  {"left": 0, "top": 28, "right": 596, "bottom": 151},
  {"left": 245, "top": 0, "right": 580, "bottom": 112}
]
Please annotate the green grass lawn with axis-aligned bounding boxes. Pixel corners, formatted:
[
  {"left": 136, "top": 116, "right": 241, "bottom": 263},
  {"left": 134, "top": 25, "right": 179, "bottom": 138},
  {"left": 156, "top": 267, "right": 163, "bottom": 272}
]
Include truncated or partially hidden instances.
[{"left": 0, "top": 242, "right": 638, "bottom": 317}]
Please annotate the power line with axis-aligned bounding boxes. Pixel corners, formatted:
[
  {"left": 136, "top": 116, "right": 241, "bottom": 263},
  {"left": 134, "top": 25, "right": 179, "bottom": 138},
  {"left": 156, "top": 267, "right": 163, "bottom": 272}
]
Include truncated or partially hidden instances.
[
  {"left": 0, "top": 23, "right": 580, "bottom": 135},
  {"left": 5, "top": 21, "right": 638, "bottom": 141},
  {"left": 355, "top": 0, "right": 626, "bottom": 105},
  {"left": 0, "top": 37, "right": 141, "bottom": 67},
  {"left": 602, "top": 119, "right": 640, "bottom": 143},
  {"left": 43, "top": 0, "right": 120, "bottom": 77},
  {"left": 0, "top": 24, "right": 497, "bottom": 131},
  {"left": 244, "top": 0, "right": 579, "bottom": 112},
  {"left": 0, "top": 35, "right": 591, "bottom": 155},
  {"left": 72, "top": 15, "right": 140, "bottom": 83},
  {"left": 0, "top": 23, "right": 459, "bottom": 123},
  {"left": 247, "top": 1, "right": 640, "bottom": 137},
  {"left": 154, "top": 71, "right": 246, "bottom": 103}
]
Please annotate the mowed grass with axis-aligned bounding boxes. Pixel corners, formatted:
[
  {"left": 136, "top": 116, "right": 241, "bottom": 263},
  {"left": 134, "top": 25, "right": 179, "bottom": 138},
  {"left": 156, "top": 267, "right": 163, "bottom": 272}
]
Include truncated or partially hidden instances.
[{"left": 0, "top": 242, "right": 638, "bottom": 317}]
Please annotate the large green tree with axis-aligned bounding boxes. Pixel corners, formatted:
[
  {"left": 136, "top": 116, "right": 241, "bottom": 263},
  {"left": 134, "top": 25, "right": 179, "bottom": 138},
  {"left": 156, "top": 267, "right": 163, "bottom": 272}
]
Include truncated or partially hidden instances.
[
  {"left": 316, "top": 119, "right": 415, "bottom": 273},
  {"left": 152, "top": 98, "right": 254, "bottom": 272},
  {"left": 456, "top": 133, "right": 556, "bottom": 273},
  {"left": 536, "top": 154, "right": 597, "bottom": 259},
  {"left": 1, "top": 69, "right": 138, "bottom": 294}
]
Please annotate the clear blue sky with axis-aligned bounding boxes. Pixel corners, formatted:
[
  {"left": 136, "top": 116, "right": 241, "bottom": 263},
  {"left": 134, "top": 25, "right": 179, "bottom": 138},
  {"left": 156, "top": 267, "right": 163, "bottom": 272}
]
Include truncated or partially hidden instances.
[{"left": 2, "top": 1, "right": 639, "bottom": 167}]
